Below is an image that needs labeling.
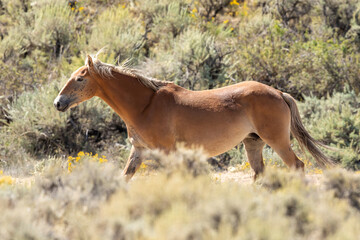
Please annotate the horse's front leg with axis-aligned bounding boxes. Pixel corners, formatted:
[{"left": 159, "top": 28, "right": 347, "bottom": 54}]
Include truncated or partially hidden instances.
[{"left": 122, "top": 146, "right": 143, "bottom": 182}]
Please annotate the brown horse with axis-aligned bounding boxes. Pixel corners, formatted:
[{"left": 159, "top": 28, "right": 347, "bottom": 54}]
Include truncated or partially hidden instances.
[{"left": 54, "top": 55, "right": 333, "bottom": 180}]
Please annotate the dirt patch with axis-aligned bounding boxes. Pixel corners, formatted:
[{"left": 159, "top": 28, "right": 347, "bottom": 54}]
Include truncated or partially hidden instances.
[{"left": 213, "top": 171, "right": 324, "bottom": 185}]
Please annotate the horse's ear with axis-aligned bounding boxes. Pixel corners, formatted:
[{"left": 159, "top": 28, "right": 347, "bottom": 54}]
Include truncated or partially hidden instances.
[{"left": 86, "top": 55, "right": 94, "bottom": 70}]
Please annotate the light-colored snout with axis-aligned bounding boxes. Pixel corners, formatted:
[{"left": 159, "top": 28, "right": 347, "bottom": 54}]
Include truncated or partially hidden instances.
[{"left": 53, "top": 95, "right": 73, "bottom": 112}]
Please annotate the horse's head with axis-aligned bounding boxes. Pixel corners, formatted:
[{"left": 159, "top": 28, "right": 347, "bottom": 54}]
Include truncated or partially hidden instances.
[{"left": 54, "top": 55, "right": 99, "bottom": 112}]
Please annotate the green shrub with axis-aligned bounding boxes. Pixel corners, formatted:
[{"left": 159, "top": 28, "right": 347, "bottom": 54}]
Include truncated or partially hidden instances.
[
  {"left": 149, "top": 2, "right": 192, "bottom": 43},
  {"left": 298, "top": 91, "right": 360, "bottom": 170},
  {"left": 0, "top": 0, "right": 78, "bottom": 60},
  {"left": 322, "top": 0, "right": 360, "bottom": 36},
  {"left": 194, "top": 0, "right": 231, "bottom": 20},
  {"left": 265, "top": 0, "right": 313, "bottom": 33},
  {"left": 0, "top": 0, "right": 81, "bottom": 98},
  {"left": 144, "top": 145, "right": 210, "bottom": 177},
  {"left": 0, "top": 158, "right": 126, "bottom": 239},
  {"left": 324, "top": 169, "right": 360, "bottom": 210},
  {"left": 37, "top": 160, "right": 126, "bottom": 210},
  {"left": 132, "top": 1, "right": 193, "bottom": 58},
  {"left": 142, "top": 27, "right": 234, "bottom": 89},
  {"left": 87, "top": 5, "right": 145, "bottom": 62}
]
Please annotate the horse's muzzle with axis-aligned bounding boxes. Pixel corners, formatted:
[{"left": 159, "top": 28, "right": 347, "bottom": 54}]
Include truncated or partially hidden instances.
[{"left": 53, "top": 95, "right": 70, "bottom": 112}]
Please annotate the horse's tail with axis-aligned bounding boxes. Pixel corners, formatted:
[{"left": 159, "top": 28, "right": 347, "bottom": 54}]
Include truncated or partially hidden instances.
[{"left": 281, "top": 92, "right": 335, "bottom": 167}]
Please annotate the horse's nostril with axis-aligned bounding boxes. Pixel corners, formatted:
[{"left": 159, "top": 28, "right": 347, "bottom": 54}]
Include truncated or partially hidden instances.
[{"left": 54, "top": 101, "right": 61, "bottom": 109}]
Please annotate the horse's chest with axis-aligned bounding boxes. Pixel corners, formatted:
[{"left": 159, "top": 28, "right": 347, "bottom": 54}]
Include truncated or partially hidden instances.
[
  {"left": 127, "top": 126, "right": 174, "bottom": 150},
  {"left": 128, "top": 127, "right": 151, "bottom": 148}
]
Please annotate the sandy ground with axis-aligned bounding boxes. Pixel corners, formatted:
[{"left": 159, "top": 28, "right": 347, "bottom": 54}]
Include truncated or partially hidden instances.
[{"left": 212, "top": 171, "right": 324, "bottom": 185}]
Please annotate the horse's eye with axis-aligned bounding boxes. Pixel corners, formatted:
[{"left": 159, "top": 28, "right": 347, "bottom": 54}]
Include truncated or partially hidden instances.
[{"left": 76, "top": 77, "right": 84, "bottom": 82}]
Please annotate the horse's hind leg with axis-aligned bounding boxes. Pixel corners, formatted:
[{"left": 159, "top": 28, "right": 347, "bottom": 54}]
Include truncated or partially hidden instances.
[
  {"left": 259, "top": 132, "right": 304, "bottom": 171},
  {"left": 271, "top": 142, "right": 304, "bottom": 170},
  {"left": 243, "top": 134, "right": 266, "bottom": 180},
  {"left": 249, "top": 93, "right": 304, "bottom": 171}
]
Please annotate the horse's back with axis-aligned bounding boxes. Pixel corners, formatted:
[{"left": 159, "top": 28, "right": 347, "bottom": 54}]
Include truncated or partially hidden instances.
[{"left": 166, "top": 81, "right": 284, "bottom": 111}]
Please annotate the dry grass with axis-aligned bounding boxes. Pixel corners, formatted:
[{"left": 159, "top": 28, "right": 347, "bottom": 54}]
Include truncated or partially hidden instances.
[{"left": 1, "top": 148, "right": 360, "bottom": 240}]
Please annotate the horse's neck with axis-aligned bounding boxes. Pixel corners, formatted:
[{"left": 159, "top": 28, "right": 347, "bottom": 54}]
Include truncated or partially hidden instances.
[{"left": 96, "top": 72, "right": 154, "bottom": 126}]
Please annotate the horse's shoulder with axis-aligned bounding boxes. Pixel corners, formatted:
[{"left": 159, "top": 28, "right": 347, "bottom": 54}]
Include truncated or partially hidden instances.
[{"left": 157, "top": 83, "right": 187, "bottom": 95}]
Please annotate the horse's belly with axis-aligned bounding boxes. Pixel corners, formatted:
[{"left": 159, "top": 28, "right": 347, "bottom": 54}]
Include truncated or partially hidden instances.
[
  {"left": 179, "top": 120, "right": 251, "bottom": 157},
  {"left": 201, "top": 132, "right": 248, "bottom": 157}
]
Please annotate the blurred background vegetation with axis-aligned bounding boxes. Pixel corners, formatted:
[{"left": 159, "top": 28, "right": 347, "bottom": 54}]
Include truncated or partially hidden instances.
[{"left": 1, "top": 0, "right": 360, "bottom": 173}]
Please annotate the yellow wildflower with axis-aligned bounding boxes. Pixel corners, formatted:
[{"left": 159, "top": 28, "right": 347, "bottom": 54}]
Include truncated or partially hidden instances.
[
  {"left": 68, "top": 152, "right": 109, "bottom": 172},
  {"left": 0, "top": 175, "right": 14, "bottom": 185},
  {"left": 99, "top": 158, "right": 108, "bottom": 163},
  {"left": 223, "top": 19, "right": 229, "bottom": 24},
  {"left": 68, "top": 162, "right": 72, "bottom": 172},
  {"left": 241, "top": 161, "right": 250, "bottom": 170},
  {"left": 230, "top": 0, "right": 240, "bottom": 6},
  {"left": 140, "top": 163, "right": 147, "bottom": 169}
]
